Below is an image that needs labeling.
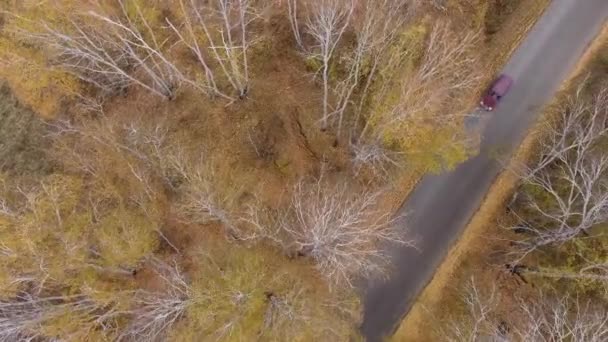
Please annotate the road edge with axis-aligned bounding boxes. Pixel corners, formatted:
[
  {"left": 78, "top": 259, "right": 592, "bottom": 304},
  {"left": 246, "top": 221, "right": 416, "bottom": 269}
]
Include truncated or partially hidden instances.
[{"left": 389, "top": 20, "right": 608, "bottom": 342}]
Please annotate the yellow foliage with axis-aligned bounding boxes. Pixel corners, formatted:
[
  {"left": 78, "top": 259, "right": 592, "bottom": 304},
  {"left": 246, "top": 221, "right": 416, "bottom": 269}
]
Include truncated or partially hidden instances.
[
  {"left": 374, "top": 116, "right": 470, "bottom": 173},
  {"left": 390, "top": 22, "right": 428, "bottom": 74},
  {"left": 39, "top": 306, "right": 116, "bottom": 342},
  {"left": 8, "top": 175, "right": 91, "bottom": 280},
  {"left": 170, "top": 244, "right": 360, "bottom": 341},
  {"left": 0, "top": 176, "right": 95, "bottom": 292},
  {"left": 108, "top": 0, "right": 171, "bottom": 45},
  {"left": 447, "top": 0, "right": 489, "bottom": 31},
  {"left": 2, "top": 0, "right": 77, "bottom": 30},
  {"left": 0, "top": 170, "right": 160, "bottom": 295},
  {"left": 0, "top": 41, "right": 80, "bottom": 118},
  {"left": 0, "top": 1, "right": 83, "bottom": 117},
  {"left": 363, "top": 20, "right": 477, "bottom": 173},
  {"left": 123, "top": 0, "right": 163, "bottom": 27},
  {"left": 94, "top": 207, "right": 159, "bottom": 270},
  {"left": 364, "top": 22, "right": 429, "bottom": 132},
  {"left": 0, "top": 272, "right": 19, "bottom": 298}
]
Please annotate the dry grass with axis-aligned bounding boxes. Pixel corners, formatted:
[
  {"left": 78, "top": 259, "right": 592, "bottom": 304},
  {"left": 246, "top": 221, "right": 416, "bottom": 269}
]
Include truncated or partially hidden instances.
[{"left": 391, "top": 16, "right": 608, "bottom": 342}]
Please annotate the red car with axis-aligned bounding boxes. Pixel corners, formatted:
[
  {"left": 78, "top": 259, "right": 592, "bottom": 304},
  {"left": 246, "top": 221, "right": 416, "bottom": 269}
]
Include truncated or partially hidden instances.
[{"left": 480, "top": 74, "right": 513, "bottom": 111}]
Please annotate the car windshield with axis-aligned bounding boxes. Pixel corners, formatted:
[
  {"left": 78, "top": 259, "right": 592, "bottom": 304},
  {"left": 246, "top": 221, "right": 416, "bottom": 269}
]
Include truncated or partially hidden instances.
[{"left": 492, "top": 75, "right": 513, "bottom": 95}]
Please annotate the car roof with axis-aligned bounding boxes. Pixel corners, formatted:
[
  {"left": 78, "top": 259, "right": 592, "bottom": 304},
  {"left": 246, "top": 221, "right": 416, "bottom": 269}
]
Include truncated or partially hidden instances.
[
  {"left": 483, "top": 94, "right": 497, "bottom": 108},
  {"left": 491, "top": 74, "right": 514, "bottom": 95}
]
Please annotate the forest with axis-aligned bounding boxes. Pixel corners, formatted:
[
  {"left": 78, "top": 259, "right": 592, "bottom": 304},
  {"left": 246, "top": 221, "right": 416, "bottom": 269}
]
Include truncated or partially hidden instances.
[{"left": 0, "top": 0, "right": 552, "bottom": 341}]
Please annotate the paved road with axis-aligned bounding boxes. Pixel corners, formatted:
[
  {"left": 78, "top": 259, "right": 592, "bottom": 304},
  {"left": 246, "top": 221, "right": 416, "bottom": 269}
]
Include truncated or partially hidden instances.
[{"left": 361, "top": 0, "right": 608, "bottom": 340}]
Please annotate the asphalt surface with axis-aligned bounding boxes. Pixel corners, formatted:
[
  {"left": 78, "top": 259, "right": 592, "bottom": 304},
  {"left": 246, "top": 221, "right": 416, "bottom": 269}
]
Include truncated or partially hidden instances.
[{"left": 361, "top": 0, "right": 608, "bottom": 340}]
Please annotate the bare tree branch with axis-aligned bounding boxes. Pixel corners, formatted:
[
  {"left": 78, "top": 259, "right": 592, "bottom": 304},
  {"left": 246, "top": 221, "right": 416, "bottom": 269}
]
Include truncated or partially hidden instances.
[
  {"left": 509, "top": 85, "right": 608, "bottom": 260},
  {"left": 168, "top": 0, "right": 258, "bottom": 100},
  {"left": 295, "top": 0, "right": 354, "bottom": 130},
  {"left": 359, "top": 21, "right": 480, "bottom": 143},
  {"left": 249, "top": 176, "right": 414, "bottom": 287},
  {"left": 441, "top": 280, "right": 608, "bottom": 342},
  {"left": 0, "top": 292, "right": 124, "bottom": 341},
  {"left": 14, "top": 1, "right": 183, "bottom": 99},
  {"left": 118, "top": 258, "right": 191, "bottom": 342},
  {"left": 441, "top": 278, "right": 502, "bottom": 342}
]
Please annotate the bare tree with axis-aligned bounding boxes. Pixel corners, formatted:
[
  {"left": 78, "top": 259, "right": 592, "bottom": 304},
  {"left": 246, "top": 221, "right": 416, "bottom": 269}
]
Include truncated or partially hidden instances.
[
  {"left": 358, "top": 21, "right": 480, "bottom": 144},
  {"left": 441, "top": 280, "right": 608, "bottom": 342},
  {"left": 47, "top": 116, "right": 187, "bottom": 256},
  {"left": 118, "top": 258, "right": 191, "bottom": 342},
  {"left": 0, "top": 186, "right": 14, "bottom": 218},
  {"left": 87, "top": 1, "right": 184, "bottom": 99},
  {"left": 261, "top": 288, "right": 308, "bottom": 338},
  {"left": 251, "top": 176, "right": 414, "bottom": 287},
  {"left": 510, "top": 86, "right": 608, "bottom": 260},
  {"left": 50, "top": 115, "right": 177, "bottom": 192},
  {"left": 350, "top": 141, "right": 402, "bottom": 182},
  {"left": 515, "top": 295, "right": 608, "bottom": 342},
  {"left": 286, "top": 0, "right": 304, "bottom": 49},
  {"left": 441, "top": 278, "right": 503, "bottom": 342},
  {"left": 333, "top": 0, "right": 412, "bottom": 138},
  {"left": 14, "top": 18, "right": 131, "bottom": 95},
  {"left": 0, "top": 292, "right": 123, "bottom": 341},
  {"left": 52, "top": 116, "right": 244, "bottom": 241},
  {"left": 524, "top": 84, "right": 608, "bottom": 177},
  {"left": 295, "top": 0, "right": 355, "bottom": 130},
  {"left": 15, "top": 1, "right": 183, "bottom": 99},
  {"left": 49, "top": 117, "right": 157, "bottom": 185},
  {"left": 119, "top": 256, "right": 341, "bottom": 342},
  {"left": 343, "top": 21, "right": 479, "bottom": 177},
  {"left": 288, "top": 0, "right": 422, "bottom": 140},
  {"left": 288, "top": 0, "right": 420, "bottom": 140},
  {"left": 168, "top": 151, "right": 243, "bottom": 239},
  {"left": 166, "top": 0, "right": 223, "bottom": 99},
  {"left": 167, "top": 0, "right": 258, "bottom": 100}
]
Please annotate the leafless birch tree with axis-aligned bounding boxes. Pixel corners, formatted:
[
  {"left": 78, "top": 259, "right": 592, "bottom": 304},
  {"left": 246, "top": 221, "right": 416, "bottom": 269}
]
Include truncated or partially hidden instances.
[
  {"left": 442, "top": 280, "right": 608, "bottom": 342},
  {"left": 509, "top": 86, "right": 608, "bottom": 260},
  {"left": 358, "top": 21, "right": 480, "bottom": 145},
  {"left": 514, "top": 295, "right": 608, "bottom": 342},
  {"left": 286, "top": 0, "right": 304, "bottom": 49},
  {"left": 167, "top": 0, "right": 258, "bottom": 100},
  {"left": 289, "top": 0, "right": 354, "bottom": 130},
  {"left": 168, "top": 151, "right": 244, "bottom": 239},
  {"left": 250, "top": 176, "right": 414, "bottom": 287},
  {"left": 441, "top": 278, "right": 503, "bottom": 342},
  {"left": 350, "top": 141, "right": 403, "bottom": 181},
  {"left": 289, "top": 0, "right": 417, "bottom": 140},
  {"left": 15, "top": 1, "right": 183, "bottom": 99},
  {"left": 0, "top": 293, "right": 123, "bottom": 341},
  {"left": 333, "top": 0, "right": 411, "bottom": 138},
  {"left": 48, "top": 115, "right": 243, "bottom": 242},
  {"left": 50, "top": 115, "right": 180, "bottom": 193},
  {"left": 118, "top": 258, "right": 191, "bottom": 342},
  {"left": 429, "top": 0, "right": 448, "bottom": 11},
  {"left": 345, "top": 21, "right": 479, "bottom": 178},
  {"left": 87, "top": 1, "right": 184, "bottom": 99}
]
